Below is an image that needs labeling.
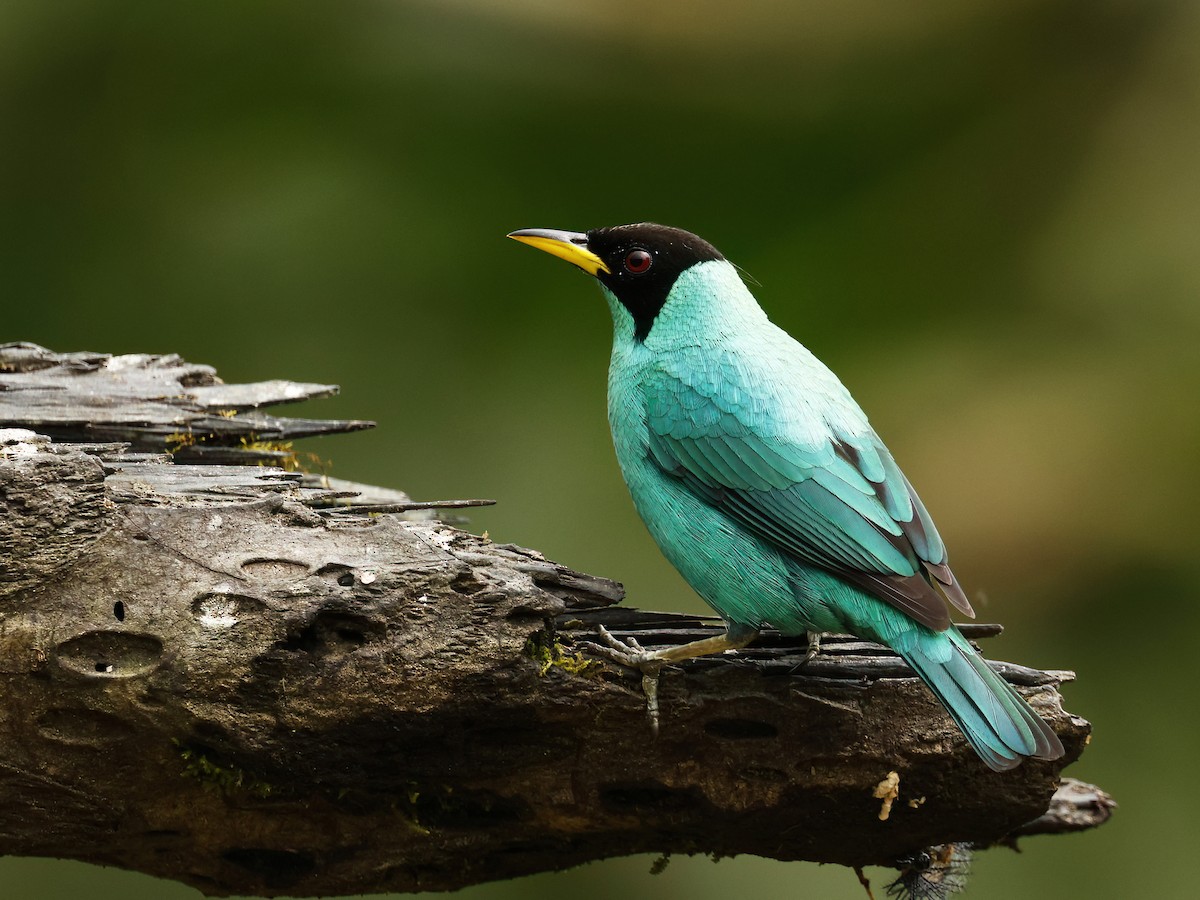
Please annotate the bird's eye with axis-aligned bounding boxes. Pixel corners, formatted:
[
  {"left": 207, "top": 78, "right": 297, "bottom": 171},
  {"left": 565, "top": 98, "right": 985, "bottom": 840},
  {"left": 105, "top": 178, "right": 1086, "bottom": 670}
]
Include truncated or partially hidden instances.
[{"left": 624, "top": 249, "right": 653, "bottom": 274}]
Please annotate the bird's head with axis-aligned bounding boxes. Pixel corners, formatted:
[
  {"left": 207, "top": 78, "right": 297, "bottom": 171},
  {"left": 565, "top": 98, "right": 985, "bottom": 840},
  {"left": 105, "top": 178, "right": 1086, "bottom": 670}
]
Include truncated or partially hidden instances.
[{"left": 508, "top": 223, "right": 727, "bottom": 342}]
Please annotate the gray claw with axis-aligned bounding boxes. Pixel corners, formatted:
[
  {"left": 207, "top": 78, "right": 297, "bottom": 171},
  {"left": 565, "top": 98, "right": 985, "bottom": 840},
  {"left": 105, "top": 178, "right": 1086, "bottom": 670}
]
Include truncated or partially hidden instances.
[
  {"left": 789, "top": 631, "right": 823, "bottom": 674},
  {"left": 577, "top": 640, "right": 640, "bottom": 667},
  {"left": 584, "top": 625, "right": 665, "bottom": 733},
  {"left": 589, "top": 625, "right": 659, "bottom": 670}
]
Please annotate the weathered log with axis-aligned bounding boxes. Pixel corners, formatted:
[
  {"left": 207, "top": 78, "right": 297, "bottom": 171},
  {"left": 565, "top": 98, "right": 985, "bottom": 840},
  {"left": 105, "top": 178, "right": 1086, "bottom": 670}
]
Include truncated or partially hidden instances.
[{"left": 0, "top": 344, "right": 1107, "bottom": 897}]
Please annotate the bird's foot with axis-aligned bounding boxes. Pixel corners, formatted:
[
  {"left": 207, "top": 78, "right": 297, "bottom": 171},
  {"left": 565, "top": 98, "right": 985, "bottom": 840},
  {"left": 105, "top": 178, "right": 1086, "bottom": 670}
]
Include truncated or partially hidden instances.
[
  {"left": 585, "top": 624, "right": 663, "bottom": 669},
  {"left": 580, "top": 623, "right": 761, "bottom": 733},
  {"left": 790, "top": 631, "right": 823, "bottom": 673},
  {"left": 580, "top": 625, "right": 667, "bottom": 734}
]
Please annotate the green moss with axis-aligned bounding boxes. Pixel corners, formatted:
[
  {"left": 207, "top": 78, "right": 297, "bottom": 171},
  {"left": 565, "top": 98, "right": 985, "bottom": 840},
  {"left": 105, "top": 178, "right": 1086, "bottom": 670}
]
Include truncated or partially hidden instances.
[
  {"left": 523, "top": 631, "right": 601, "bottom": 677},
  {"left": 174, "top": 741, "right": 274, "bottom": 798},
  {"left": 238, "top": 436, "right": 301, "bottom": 471},
  {"left": 238, "top": 437, "right": 332, "bottom": 475},
  {"left": 395, "top": 787, "right": 432, "bottom": 835},
  {"left": 164, "top": 425, "right": 333, "bottom": 476},
  {"left": 164, "top": 431, "right": 198, "bottom": 453}
]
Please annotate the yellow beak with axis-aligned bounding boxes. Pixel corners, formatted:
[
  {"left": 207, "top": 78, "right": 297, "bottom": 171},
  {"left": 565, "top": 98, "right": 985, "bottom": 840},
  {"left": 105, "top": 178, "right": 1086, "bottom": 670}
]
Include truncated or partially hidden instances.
[{"left": 507, "top": 228, "right": 611, "bottom": 276}]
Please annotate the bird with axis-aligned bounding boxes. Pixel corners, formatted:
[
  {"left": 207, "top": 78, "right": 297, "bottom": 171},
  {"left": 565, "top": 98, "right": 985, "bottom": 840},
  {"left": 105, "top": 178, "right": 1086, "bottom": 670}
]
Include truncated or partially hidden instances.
[{"left": 508, "top": 223, "right": 1064, "bottom": 771}]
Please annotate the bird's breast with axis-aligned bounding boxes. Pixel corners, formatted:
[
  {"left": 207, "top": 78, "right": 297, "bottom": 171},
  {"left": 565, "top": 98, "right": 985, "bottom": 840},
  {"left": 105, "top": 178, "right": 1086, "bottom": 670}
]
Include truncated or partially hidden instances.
[{"left": 606, "top": 348, "right": 652, "bottom": 478}]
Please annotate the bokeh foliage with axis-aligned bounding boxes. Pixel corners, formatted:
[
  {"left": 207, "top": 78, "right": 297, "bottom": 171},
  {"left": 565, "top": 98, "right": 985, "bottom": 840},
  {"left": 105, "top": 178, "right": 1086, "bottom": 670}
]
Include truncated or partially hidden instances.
[{"left": 3, "top": 1, "right": 1197, "bottom": 897}]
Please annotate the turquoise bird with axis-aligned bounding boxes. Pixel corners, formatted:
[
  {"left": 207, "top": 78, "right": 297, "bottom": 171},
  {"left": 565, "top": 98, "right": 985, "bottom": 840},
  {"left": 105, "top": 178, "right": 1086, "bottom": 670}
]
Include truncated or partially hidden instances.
[{"left": 509, "top": 223, "right": 1063, "bottom": 771}]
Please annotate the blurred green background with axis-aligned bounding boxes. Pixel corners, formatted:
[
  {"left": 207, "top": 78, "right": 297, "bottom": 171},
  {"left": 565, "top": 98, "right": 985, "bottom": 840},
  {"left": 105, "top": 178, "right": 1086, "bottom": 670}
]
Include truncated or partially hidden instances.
[{"left": 3, "top": 0, "right": 1197, "bottom": 897}]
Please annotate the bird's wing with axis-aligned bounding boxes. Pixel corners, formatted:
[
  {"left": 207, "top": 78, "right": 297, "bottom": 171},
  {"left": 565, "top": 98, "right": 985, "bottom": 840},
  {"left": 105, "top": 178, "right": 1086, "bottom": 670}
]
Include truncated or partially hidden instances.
[{"left": 644, "top": 351, "right": 973, "bottom": 631}]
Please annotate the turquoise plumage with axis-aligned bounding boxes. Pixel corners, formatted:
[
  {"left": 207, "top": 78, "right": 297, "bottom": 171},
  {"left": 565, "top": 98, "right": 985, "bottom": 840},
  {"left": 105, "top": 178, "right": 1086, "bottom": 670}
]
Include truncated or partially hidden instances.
[{"left": 509, "top": 223, "right": 1063, "bottom": 771}]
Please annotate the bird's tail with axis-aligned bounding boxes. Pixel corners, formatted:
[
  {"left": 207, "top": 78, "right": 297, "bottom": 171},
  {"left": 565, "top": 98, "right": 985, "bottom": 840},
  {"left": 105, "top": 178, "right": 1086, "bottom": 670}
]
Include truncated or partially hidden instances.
[{"left": 895, "top": 627, "right": 1064, "bottom": 771}]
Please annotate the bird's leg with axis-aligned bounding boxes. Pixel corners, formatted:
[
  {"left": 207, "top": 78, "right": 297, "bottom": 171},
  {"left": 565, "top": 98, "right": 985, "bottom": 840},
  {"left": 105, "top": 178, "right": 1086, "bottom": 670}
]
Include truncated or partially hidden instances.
[
  {"left": 800, "top": 631, "right": 823, "bottom": 667},
  {"left": 787, "top": 631, "right": 824, "bottom": 674},
  {"left": 584, "top": 623, "right": 760, "bottom": 733}
]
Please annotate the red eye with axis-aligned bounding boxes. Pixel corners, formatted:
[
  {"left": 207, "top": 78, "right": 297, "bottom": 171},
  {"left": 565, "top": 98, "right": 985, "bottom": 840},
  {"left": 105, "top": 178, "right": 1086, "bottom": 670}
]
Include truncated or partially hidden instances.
[{"left": 624, "top": 249, "right": 653, "bottom": 274}]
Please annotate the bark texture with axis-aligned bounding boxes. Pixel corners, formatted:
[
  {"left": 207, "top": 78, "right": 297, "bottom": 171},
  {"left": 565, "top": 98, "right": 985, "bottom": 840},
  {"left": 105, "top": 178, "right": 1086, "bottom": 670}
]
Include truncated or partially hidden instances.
[{"left": 0, "top": 344, "right": 1109, "bottom": 896}]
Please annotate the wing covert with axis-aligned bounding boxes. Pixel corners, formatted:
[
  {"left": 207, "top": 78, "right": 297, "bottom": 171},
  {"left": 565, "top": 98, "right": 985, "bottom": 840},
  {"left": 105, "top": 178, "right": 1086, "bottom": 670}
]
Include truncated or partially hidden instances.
[{"left": 645, "top": 362, "right": 973, "bottom": 630}]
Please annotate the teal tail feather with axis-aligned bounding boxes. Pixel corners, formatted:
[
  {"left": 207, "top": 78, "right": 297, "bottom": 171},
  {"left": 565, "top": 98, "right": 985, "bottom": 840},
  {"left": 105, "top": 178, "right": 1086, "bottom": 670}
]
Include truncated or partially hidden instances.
[{"left": 897, "top": 628, "right": 1065, "bottom": 771}]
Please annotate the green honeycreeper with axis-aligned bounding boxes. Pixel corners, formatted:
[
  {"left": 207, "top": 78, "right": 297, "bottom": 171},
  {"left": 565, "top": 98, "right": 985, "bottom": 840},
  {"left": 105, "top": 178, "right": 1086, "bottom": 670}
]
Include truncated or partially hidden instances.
[{"left": 509, "top": 223, "right": 1063, "bottom": 771}]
